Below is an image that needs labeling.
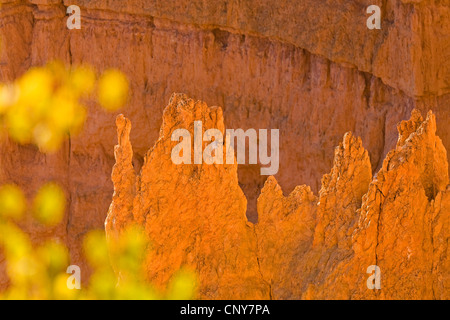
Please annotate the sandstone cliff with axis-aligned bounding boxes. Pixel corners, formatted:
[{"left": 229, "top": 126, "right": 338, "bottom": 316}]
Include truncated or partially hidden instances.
[
  {"left": 0, "top": 0, "right": 449, "bottom": 293},
  {"left": 106, "top": 94, "right": 449, "bottom": 299}
]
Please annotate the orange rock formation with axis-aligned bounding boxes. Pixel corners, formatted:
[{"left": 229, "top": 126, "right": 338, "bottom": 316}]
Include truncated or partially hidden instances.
[
  {"left": 0, "top": 1, "right": 448, "bottom": 296},
  {"left": 107, "top": 94, "right": 449, "bottom": 299}
]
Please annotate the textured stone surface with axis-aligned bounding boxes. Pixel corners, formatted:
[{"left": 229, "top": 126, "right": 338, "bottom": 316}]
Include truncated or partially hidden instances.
[
  {"left": 107, "top": 94, "right": 268, "bottom": 299},
  {"left": 0, "top": 0, "right": 449, "bottom": 294},
  {"left": 305, "top": 109, "right": 449, "bottom": 299},
  {"left": 66, "top": 0, "right": 450, "bottom": 97},
  {"left": 107, "top": 96, "right": 449, "bottom": 299}
]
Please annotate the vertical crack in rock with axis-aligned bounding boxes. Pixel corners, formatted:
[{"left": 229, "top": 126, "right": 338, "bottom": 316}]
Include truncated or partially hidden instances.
[
  {"left": 349, "top": 109, "right": 449, "bottom": 299},
  {"left": 252, "top": 225, "right": 273, "bottom": 300},
  {"left": 65, "top": 134, "right": 72, "bottom": 238}
]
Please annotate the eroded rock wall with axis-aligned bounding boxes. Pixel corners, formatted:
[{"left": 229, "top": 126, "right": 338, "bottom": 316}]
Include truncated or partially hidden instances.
[
  {"left": 107, "top": 94, "right": 449, "bottom": 299},
  {"left": 0, "top": 0, "right": 449, "bottom": 291}
]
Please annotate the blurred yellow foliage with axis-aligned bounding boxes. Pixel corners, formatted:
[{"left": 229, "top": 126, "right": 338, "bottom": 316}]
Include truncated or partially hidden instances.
[
  {"left": 0, "top": 62, "right": 197, "bottom": 300},
  {"left": 166, "top": 268, "right": 199, "bottom": 300},
  {"left": 0, "top": 183, "right": 198, "bottom": 300},
  {"left": 85, "top": 226, "right": 159, "bottom": 300},
  {"left": 0, "top": 184, "right": 26, "bottom": 220},
  {"left": 0, "top": 61, "right": 129, "bottom": 152},
  {"left": 32, "top": 183, "right": 66, "bottom": 227},
  {"left": 98, "top": 69, "right": 129, "bottom": 111}
]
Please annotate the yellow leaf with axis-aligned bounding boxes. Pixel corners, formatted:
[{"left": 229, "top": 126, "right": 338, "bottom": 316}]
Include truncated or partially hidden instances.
[
  {"left": 0, "top": 184, "right": 26, "bottom": 220},
  {"left": 98, "top": 69, "right": 129, "bottom": 111},
  {"left": 33, "top": 183, "right": 66, "bottom": 226}
]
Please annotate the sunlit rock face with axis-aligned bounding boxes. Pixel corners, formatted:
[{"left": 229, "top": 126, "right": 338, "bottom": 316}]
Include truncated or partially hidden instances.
[
  {"left": 0, "top": 0, "right": 449, "bottom": 294},
  {"left": 106, "top": 94, "right": 268, "bottom": 299},
  {"left": 107, "top": 94, "right": 449, "bottom": 299}
]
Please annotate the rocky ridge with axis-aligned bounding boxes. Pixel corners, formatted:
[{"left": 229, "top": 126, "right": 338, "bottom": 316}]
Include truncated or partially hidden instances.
[{"left": 107, "top": 94, "right": 449, "bottom": 299}]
